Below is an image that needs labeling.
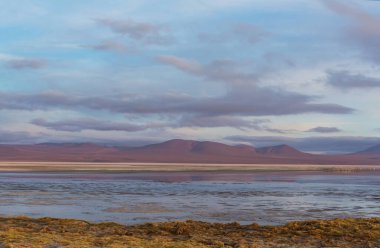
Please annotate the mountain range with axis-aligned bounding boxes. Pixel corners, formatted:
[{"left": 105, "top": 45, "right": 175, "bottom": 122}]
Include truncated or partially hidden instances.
[{"left": 0, "top": 139, "right": 379, "bottom": 164}]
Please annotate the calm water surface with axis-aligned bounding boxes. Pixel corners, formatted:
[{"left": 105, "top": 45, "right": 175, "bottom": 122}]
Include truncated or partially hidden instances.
[{"left": 0, "top": 170, "right": 379, "bottom": 225}]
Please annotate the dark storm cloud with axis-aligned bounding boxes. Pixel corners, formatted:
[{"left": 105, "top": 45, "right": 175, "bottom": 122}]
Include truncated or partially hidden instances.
[
  {"left": 307, "top": 126, "right": 341, "bottom": 133},
  {"left": 226, "top": 135, "right": 380, "bottom": 154},
  {"left": 97, "top": 18, "right": 174, "bottom": 45},
  {"left": 319, "top": 0, "right": 380, "bottom": 63},
  {"left": 326, "top": 70, "right": 380, "bottom": 89}
]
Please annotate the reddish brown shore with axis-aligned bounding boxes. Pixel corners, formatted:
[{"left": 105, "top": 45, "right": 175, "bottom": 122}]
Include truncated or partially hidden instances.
[{"left": 0, "top": 216, "right": 379, "bottom": 247}]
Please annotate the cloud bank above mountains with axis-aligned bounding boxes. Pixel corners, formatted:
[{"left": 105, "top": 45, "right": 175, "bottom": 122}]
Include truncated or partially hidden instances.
[{"left": 0, "top": 0, "right": 379, "bottom": 153}]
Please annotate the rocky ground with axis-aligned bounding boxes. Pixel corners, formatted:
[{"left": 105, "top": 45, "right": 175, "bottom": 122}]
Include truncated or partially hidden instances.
[{"left": 0, "top": 217, "right": 379, "bottom": 247}]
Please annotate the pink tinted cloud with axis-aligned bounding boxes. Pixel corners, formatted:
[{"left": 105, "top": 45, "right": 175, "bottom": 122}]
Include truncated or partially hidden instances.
[{"left": 320, "top": 0, "right": 380, "bottom": 63}]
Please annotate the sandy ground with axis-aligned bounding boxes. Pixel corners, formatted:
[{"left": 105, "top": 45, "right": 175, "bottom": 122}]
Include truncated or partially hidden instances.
[{"left": 0, "top": 162, "right": 379, "bottom": 172}]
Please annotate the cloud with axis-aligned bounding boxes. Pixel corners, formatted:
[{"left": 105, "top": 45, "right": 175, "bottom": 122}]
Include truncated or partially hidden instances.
[
  {"left": 198, "top": 23, "right": 268, "bottom": 44},
  {"left": 0, "top": 128, "right": 163, "bottom": 146},
  {"left": 158, "top": 56, "right": 202, "bottom": 75},
  {"left": 158, "top": 56, "right": 258, "bottom": 85},
  {"left": 6, "top": 59, "right": 46, "bottom": 69},
  {"left": 232, "top": 23, "right": 269, "bottom": 44},
  {"left": 85, "top": 40, "right": 129, "bottom": 53},
  {"left": 0, "top": 91, "right": 74, "bottom": 111},
  {"left": 0, "top": 129, "right": 41, "bottom": 144},
  {"left": 0, "top": 54, "right": 354, "bottom": 117},
  {"left": 326, "top": 70, "right": 380, "bottom": 89},
  {"left": 0, "top": 87, "right": 353, "bottom": 117},
  {"left": 319, "top": 0, "right": 380, "bottom": 63},
  {"left": 30, "top": 118, "right": 163, "bottom": 132},
  {"left": 30, "top": 115, "right": 287, "bottom": 133},
  {"left": 178, "top": 115, "right": 263, "bottom": 129},
  {"left": 176, "top": 115, "right": 286, "bottom": 133},
  {"left": 307, "top": 126, "right": 341, "bottom": 133},
  {"left": 225, "top": 135, "right": 380, "bottom": 154},
  {"left": 157, "top": 55, "right": 353, "bottom": 115},
  {"left": 97, "top": 18, "right": 174, "bottom": 45},
  {"left": 0, "top": 53, "right": 46, "bottom": 69}
]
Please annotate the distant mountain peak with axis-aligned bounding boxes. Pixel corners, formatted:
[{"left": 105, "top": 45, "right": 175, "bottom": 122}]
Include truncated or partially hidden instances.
[
  {"left": 1, "top": 139, "right": 379, "bottom": 164},
  {"left": 355, "top": 144, "right": 380, "bottom": 155},
  {"left": 190, "top": 141, "right": 256, "bottom": 155},
  {"left": 141, "top": 139, "right": 196, "bottom": 151},
  {"left": 256, "top": 144, "right": 304, "bottom": 156}
]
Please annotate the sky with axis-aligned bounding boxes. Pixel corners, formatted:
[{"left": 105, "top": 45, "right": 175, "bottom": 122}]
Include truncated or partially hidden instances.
[{"left": 1, "top": 0, "right": 380, "bottom": 153}]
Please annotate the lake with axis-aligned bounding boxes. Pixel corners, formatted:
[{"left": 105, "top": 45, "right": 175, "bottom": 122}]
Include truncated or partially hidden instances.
[{"left": 0, "top": 170, "right": 379, "bottom": 225}]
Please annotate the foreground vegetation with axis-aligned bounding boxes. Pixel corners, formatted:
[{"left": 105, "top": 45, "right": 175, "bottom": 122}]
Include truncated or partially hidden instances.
[{"left": 0, "top": 217, "right": 379, "bottom": 247}]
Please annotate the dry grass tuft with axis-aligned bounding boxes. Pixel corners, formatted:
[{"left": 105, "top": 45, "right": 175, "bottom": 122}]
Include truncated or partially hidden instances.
[{"left": 0, "top": 217, "right": 378, "bottom": 247}]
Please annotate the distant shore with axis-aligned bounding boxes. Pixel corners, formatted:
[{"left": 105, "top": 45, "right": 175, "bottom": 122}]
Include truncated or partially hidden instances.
[
  {"left": 0, "top": 216, "right": 379, "bottom": 247},
  {"left": 0, "top": 161, "right": 379, "bottom": 172}
]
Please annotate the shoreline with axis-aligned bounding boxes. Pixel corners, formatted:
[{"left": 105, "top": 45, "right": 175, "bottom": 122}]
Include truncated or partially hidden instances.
[
  {"left": 0, "top": 162, "right": 379, "bottom": 172},
  {"left": 0, "top": 216, "right": 378, "bottom": 247}
]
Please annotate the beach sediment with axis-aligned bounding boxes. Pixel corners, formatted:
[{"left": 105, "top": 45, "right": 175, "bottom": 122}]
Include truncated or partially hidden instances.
[{"left": 0, "top": 216, "right": 379, "bottom": 247}]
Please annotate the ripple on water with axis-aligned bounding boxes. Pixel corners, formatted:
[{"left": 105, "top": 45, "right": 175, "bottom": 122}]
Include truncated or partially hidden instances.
[{"left": 0, "top": 171, "right": 379, "bottom": 225}]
